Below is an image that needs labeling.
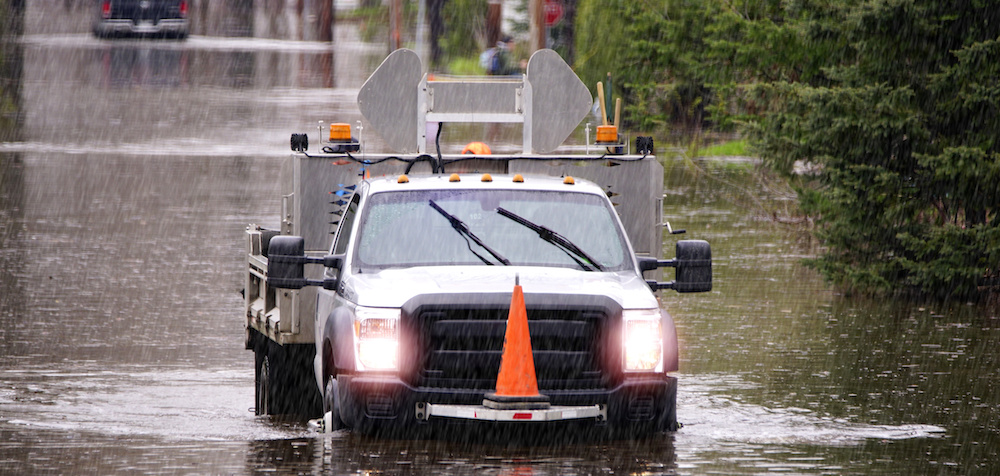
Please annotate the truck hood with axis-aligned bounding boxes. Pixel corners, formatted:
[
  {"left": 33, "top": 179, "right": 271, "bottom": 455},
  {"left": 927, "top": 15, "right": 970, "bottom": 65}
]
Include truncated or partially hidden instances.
[{"left": 343, "top": 266, "right": 658, "bottom": 309}]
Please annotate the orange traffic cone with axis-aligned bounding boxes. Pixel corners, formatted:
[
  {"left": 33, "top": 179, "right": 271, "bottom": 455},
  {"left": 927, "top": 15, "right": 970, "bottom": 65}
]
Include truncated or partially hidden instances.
[
  {"left": 483, "top": 276, "right": 551, "bottom": 410},
  {"left": 461, "top": 141, "right": 492, "bottom": 155}
]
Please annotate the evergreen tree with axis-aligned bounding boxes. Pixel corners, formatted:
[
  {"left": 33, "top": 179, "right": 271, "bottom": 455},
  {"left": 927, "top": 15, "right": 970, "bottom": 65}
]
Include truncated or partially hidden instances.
[
  {"left": 753, "top": 0, "right": 1000, "bottom": 298},
  {"left": 575, "top": 0, "right": 812, "bottom": 131},
  {"left": 574, "top": 0, "right": 999, "bottom": 298}
]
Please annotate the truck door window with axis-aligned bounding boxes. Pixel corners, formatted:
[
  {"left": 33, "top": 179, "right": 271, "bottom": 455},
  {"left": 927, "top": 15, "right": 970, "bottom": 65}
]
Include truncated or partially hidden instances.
[{"left": 333, "top": 193, "right": 360, "bottom": 255}]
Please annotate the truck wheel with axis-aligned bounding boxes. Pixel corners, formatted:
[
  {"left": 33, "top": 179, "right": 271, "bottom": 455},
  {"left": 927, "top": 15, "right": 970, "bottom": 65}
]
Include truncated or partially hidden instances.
[
  {"left": 255, "top": 339, "right": 291, "bottom": 416},
  {"left": 658, "top": 377, "right": 679, "bottom": 432},
  {"left": 264, "top": 340, "right": 293, "bottom": 415},
  {"left": 323, "top": 378, "right": 345, "bottom": 430},
  {"left": 255, "top": 352, "right": 271, "bottom": 416},
  {"left": 254, "top": 338, "right": 322, "bottom": 417},
  {"left": 661, "top": 397, "right": 679, "bottom": 432}
]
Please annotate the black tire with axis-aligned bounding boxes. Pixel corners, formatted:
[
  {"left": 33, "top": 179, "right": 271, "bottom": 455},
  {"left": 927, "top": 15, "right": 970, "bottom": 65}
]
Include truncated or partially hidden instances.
[
  {"left": 254, "top": 350, "right": 270, "bottom": 416},
  {"left": 657, "top": 377, "right": 679, "bottom": 432},
  {"left": 255, "top": 338, "right": 323, "bottom": 417},
  {"left": 264, "top": 340, "right": 292, "bottom": 415},
  {"left": 661, "top": 396, "right": 679, "bottom": 432},
  {"left": 323, "top": 378, "right": 345, "bottom": 431},
  {"left": 250, "top": 327, "right": 323, "bottom": 418},
  {"left": 254, "top": 338, "right": 290, "bottom": 416}
]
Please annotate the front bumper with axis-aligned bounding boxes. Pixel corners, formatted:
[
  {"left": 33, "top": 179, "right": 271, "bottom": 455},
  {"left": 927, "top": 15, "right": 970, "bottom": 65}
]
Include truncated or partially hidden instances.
[
  {"left": 418, "top": 402, "right": 607, "bottom": 422},
  {"left": 335, "top": 374, "right": 677, "bottom": 435}
]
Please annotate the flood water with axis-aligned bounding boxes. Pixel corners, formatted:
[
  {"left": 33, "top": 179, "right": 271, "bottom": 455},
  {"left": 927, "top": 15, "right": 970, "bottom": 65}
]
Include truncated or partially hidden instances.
[{"left": 1, "top": 3, "right": 998, "bottom": 475}]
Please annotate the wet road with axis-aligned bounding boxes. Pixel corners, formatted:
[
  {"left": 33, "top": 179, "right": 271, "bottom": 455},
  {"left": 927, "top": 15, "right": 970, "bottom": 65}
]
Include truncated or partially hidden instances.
[{"left": 2, "top": 3, "right": 999, "bottom": 475}]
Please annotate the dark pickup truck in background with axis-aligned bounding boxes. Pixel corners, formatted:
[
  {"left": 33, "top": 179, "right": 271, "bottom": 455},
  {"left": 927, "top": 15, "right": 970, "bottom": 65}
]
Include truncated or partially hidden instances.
[{"left": 92, "top": 0, "right": 189, "bottom": 39}]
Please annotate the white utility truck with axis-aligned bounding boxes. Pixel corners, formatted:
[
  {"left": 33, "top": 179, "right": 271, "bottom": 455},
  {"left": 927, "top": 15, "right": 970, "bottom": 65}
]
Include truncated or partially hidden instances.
[{"left": 243, "top": 49, "right": 711, "bottom": 437}]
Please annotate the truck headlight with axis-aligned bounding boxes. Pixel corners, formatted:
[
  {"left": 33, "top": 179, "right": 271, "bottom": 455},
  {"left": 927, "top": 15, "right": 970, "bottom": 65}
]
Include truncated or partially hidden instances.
[
  {"left": 354, "top": 307, "right": 400, "bottom": 371},
  {"left": 623, "top": 309, "right": 663, "bottom": 372}
]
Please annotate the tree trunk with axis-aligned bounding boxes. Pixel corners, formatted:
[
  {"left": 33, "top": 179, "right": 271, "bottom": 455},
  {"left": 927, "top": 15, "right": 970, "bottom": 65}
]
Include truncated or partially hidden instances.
[
  {"left": 487, "top": 0, "right": 502, "bottom": 47},
  {"left": 318, "top": 0, "right": 334, "bottom": 42},
  {"left": 427, "top": 0, "right": 445, "bottom": 66}
]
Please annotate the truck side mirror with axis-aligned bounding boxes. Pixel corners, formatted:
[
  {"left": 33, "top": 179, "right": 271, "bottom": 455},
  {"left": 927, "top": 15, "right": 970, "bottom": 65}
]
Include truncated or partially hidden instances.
[
  {"left": 674, "top": 240, "right": 712, "bottom": 293},
  {"left": 638, "top": 240, "right": 712, "bottom": 293},
  {"left": 267, "top": 235, "right": 342, "bottom": 290},
  {"left": 267, "top": 235, "right": 308, "bottom": 289}
]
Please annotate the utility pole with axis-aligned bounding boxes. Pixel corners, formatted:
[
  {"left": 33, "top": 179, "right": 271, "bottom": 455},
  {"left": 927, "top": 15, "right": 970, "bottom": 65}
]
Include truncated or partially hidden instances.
[
  {"left": 487, "top": 0, "right": 502, "bottom": 47},
  {"left": 318, "top": 0, "right": 333, "bottom": 42},
  {"left": 529, "top": 0, "right": 545, "bottom": 52},
  {"left": 390, "top": 0, "right": 402, "bottom": 50},
  {"left": 428, "top": 0, "right": 444, "bottom": 65}
]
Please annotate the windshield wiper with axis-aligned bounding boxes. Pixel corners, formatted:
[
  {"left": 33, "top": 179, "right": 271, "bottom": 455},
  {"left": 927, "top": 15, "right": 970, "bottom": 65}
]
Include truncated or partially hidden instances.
[
  {"left": 496, "top": 207, "right": 605, "bottom": 271},
  {"left": 429, "top": 200, "right": 510, "bottom": 266}
]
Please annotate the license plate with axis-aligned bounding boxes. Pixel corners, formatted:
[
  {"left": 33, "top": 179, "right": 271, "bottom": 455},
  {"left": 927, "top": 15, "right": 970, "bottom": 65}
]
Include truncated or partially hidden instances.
[{"left": 134, "top": 21, "right": 157, "bottom": 33}]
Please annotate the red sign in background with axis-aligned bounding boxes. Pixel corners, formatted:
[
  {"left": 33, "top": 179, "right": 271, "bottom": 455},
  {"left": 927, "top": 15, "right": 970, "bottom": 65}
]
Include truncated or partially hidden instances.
[{"left": 544, "top": 0, "right": 564, "bottom": 26}]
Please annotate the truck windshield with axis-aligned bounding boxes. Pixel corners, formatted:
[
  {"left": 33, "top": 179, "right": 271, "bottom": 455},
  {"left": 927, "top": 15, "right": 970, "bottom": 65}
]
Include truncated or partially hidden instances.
[{"left": 354, "top": 189, "right": 631, "bottom": 271}]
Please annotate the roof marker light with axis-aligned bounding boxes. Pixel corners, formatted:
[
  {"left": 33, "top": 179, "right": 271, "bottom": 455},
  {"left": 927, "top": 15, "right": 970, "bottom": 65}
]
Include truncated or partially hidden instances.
[
  {"left": 398, "top": 175, "right": 409, "bottom": 183},
  {"left": 481, "top": 173, "right": 493, "bottom": 182},
  {"left": 329, "top": 123, "right": 352, "bottom": 142},
  {"left": 449, "top": 173, "right": 461, "bottom": 182},
  {"left": 563, "top": 176, "right": 576, "bottom": 185},
  {"left": 596, "top": 125, "right": 618, "bottom": 143},
  {"left": 513, "top": 174, "right": 524, "bottom": 183}
]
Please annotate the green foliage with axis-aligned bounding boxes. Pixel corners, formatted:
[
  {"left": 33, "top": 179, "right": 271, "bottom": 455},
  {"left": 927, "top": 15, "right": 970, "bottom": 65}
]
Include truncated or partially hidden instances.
[
  {"left": 0, "top": 0, "right": 22, "bottom": 142},
  {"left": 508, "top": 0, "right": 530, "bottom": 35},
  {"left": 342, "top": 5, "right": 388, "bottom": 43},
  {"left": 574, "top": 0, "right": 816, "bottom": 131},
  {"left": 574, "top": 0, "right": 1000, "bottom": 298},
  {"left": 441, "top": 0, "right": 488, "bottom": 59},
  {"left": 573, "top": 0, "right": 631, "bottom": 94},
  {"left": 446, "top": 56, "right": 485, "bottom": 75},
  {"left": 695, "top": 140, "right": 749, "bottom": 158},
  {"left": 344, "top": 2, "right": 420, "bottom": 44},
  {"left": 751, "top": 0, "right": 1000, "bottom": 299},
  {"left": 362, "top": 0, "right": 485, "bottom": 68}
]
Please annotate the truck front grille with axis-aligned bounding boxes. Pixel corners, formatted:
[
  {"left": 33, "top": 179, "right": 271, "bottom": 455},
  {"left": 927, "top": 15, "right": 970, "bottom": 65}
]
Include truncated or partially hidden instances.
[{"left": 404, "top": 300, "right": 620, "bottom": 391}]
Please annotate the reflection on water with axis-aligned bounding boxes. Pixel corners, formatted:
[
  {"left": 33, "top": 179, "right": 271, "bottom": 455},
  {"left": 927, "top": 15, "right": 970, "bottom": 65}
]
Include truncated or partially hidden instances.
[
  {"left": 101, "top": 47, "right": 190, "bottom": 88},
  {"left": 0, "top": 0, "right": 25, "bottom": 367},
  {"left": 16, "top": 37, "right": 363, "bottom": 158},
  {"left": 0, "top": 1, "right": 24, "bottom": 144},
  {"left": 0, "top": 153, "right": 267, "bottom": 365},
  {"left": 680, "top": 373, "right": 944, "bottom": 444},
  {"left": 246, "top": 435, "right": 680, "bottom": 475},
  {"left": 0, "top": 153, "right": 25, "bottom": 353}
]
